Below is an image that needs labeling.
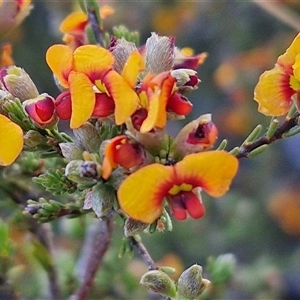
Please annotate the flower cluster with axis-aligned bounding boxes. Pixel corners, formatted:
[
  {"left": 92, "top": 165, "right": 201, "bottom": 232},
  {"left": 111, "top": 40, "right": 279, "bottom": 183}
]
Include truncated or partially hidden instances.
[{"left": 0, "top": 3, "right": 239, "bottom": 227}]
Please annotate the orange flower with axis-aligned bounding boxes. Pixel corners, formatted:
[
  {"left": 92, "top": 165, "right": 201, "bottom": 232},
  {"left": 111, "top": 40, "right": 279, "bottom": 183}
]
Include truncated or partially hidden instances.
[
  {"left": 46, "top": 44, "right": 139, "bottom": 128},
  {"left": 102, "top": 135, "right": 146, "bottom": 180},
  {"left": 131, "top": 71, "right": 177, "bottom": 133},
  {"left": 60, "top": 5, "right": 114, "bottom": 49},
  {"left": 254, "top": 33, "right": 300, "bottom": 116},
  {"left": 0, "top": 114, "right": 23, "bottom": 166},
  {"left": 118, "top": 150, "right": 238, "bottom": 223}
]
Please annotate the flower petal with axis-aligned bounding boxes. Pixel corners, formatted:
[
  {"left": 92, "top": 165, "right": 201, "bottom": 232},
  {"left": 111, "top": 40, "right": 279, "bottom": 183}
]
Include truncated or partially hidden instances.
[
  {"left": 118, "top": 163, "right": 173, "bottom": 223},
  {"left": 73, "top": 45, "right": 114, "bottom": 80},
  {"left": 277, "top": 33, "right": 300, "bottom": 69},
  {"left": 174, "top": 150, "right": 238, "bottom": 198},
  {"left": 102, "top": 70, "right": 140, "bottom": 125},
  {"left": 59, "top": 11, "right": 88, "bottom": 34},
  {"left": 0, "top": 114, "right": 23, "bottom": 166},
  {"left": 121, "top": 50, "right": 144, "bottom": 88},
  {"left": 46, "top": 44, "right": 73, "bottom": 88},
  {"left": 254, "top": 65, "right": 294, "bottom": 116},
  {"left": 69, "top": 71, "right": 95, "bottom": 128}
]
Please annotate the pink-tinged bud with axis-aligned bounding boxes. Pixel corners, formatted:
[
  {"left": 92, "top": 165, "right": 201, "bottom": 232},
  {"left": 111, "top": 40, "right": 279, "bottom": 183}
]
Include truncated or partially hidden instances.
[
  {"left": 0, "top": 66, "right": 39, "bottom": 101},
  {"left": 23, "top": 93, "right": 57, "bottom": 128},
  {"left": 92, "top": 93, "right": 115, "bottom": 118},
  {"left": 173, "top": 114, "right": 218, "bottom": 157},
  {"left": 167, "top": 92, "right": 193, "bottom": 116},
  {"left": 55, "top": 91, "right": 72, "bottom": 120}
]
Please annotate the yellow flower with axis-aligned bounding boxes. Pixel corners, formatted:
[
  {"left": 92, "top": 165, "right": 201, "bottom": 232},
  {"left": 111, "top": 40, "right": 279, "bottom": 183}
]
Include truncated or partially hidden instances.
[
  {"left": 118, "top": 150, "right": 238, "bottom": 223},
  {"left": 46, "top": 44, "right": 139, "bottom": 128},
  {"left": 0, "top": 114, "right": 23, "bottom": 166},
  {"left": 254, "top": 33, "right": 300, "bottom": 116}
]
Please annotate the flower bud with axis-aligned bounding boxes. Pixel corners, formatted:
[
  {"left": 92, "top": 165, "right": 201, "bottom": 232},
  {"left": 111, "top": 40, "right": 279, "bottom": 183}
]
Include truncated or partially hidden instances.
[
  {"left": 55, "top": 91, "right": 72, "bottom": 120},
  {"left": 73, "top": 122, "right": 102, "bottom": 153},
  {"left": 0, "top": 66, "right": 39, "bottom": 101},
  {"left": 23, "top": 93, "right": 58, "bottom": 128},
  {"left": 144, "top": 33, "right": 175, "bottom": 74},
  {"left": 65, "top": 160, "right": 101, "bottom": 184},
  {"left": 171, "top": 68, "right": 200, "bottom": 93},
  {"left": 0, "top": 89, "right": 16, "bottom": 114},
  {"left": 140, "top": 270, "right": 176, "bottom": 298},
  {"left": 124, "top": 218, "right": 149, "bottom": 237},
  {"left": 84, "top": 183, "right": 115, "bottom": 218},
  {"left": 174, "top": 114, "right": 218, "bottom": 158},
  {"left": 59, "top": 142, "right": 83, "bottom": 161},
  {"left": 177, "top": 264, "right": 208, "bottom": 299}
]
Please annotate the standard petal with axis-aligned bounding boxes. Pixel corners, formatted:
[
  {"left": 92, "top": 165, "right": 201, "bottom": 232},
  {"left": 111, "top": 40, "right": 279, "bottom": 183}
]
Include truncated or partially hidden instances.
[
  {"left": 69, "top": 71, "right": 95, "bottom": 128},
  {"left": 102, "top": 70, "right": 140, "bottom": 125},
  {"left": 73, "top": 45, "right": 114, "bottom": 80},
  {"left": 0, "top": 114, "right": 23, "bottom": 166},
  {"left": 254, "top": 66, "right": 294, "bottom": 116},
  {"left": 118, "top": 164, "right": 173, "bottom": 223},
  {"left": 277, "top": 33, "right": 300, "bottom": 69},
  {"left": 174, "top": 150, "right": 238, "bottom": 198},
  {"left": 46, "top": 44, "right": 73, "bottom": 88}
]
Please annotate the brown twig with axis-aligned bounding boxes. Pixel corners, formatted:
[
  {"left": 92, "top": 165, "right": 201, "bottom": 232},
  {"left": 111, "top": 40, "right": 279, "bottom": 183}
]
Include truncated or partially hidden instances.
[
  {"left": 70, "top": 217, "right": 113, "bottom": 300},
  {"left": 129, "top": 236, "right": 158, "bottom": 271},
  {"left": 236, "top": 113, "right": 300, "bottom": 159}
]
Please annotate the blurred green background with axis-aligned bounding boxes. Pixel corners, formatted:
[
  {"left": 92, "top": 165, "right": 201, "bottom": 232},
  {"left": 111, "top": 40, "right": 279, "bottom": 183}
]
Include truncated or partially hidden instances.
[{"left": 1, "top": 0, "right": 300, "bottom": 299}]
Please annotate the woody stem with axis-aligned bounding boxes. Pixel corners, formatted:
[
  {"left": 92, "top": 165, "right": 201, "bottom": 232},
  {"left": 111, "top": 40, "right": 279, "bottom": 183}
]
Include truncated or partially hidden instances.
[{"left": 236, "top": 112, "right": 300, "bottom": 158}]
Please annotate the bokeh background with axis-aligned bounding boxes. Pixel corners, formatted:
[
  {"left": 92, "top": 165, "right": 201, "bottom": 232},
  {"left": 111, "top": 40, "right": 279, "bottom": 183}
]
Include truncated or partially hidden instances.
[{"left": 1, "top": 0, "right": 300, "bottom": 299}]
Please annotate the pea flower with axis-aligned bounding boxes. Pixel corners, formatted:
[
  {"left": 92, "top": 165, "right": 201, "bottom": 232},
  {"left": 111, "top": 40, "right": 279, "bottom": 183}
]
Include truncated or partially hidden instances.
[
  {"left": 46, "top": 44, "right": 140, "bottom": 128},
  {"left": 60, "top": 5, "right": 114, "bottom": 50},
  {"left": 254, "top": 33, "right": 300, "bottom": 116},
  {"left": 112, "top": 34, "right": 197, "bottom": 133},
  {"left": 118, "top": 150, "right": 238, "bottom": 223},
  {"left": 102, "top": 135, "right": 148, "bottom": 180},
  {"left": 0, "top": 114, "right": 23, "bottom": 166}
]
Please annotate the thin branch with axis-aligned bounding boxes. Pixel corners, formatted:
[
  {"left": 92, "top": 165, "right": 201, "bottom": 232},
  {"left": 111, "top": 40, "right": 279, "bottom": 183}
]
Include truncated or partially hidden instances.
[
  {"left": 129, "top": 236, "right": 158, "bottom": 271},
  {"left": 1, "top": 182, "right": 62, "bottom": 300},
  {"left": 70, "top": 217, "right": 113, "bottom": 300},
  {"left": 236, "top": 113, "right": 300, "bottom": 159}
]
